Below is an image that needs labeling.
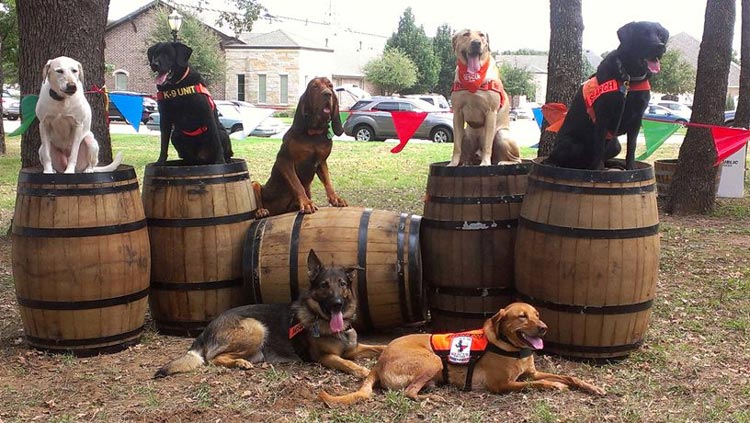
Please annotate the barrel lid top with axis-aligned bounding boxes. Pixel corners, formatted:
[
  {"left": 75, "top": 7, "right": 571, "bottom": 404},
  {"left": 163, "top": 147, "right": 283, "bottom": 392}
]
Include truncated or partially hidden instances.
[
  {"left": 531, "top": 158, "right": 654, "bottom": 183},
  {"left": 429, "top": 160, "right": 532, "bottom": 177},
  {"left": 18, "top": 165, "right": 136, "bottom": 184},
  {"left": 144, "top": 158, "right": 248, "bottom": 177}
]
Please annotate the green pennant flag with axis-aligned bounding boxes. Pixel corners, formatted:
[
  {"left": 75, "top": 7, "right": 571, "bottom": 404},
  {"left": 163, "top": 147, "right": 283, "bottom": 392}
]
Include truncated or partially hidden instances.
[
  {"left": 636, "top": 119, "right": 682, "bottom": 160},
  {"left": 8, "top": 95, "right": 39, "bottom": 137},
  {"left": 339, "top": 111, "right": 350, "bottom": 124}
]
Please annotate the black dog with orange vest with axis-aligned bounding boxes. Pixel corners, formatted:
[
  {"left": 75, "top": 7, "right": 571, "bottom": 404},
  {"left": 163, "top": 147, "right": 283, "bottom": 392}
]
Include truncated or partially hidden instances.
[
  {"left": 148, "top": 42, "right": 232, "bottom": 165},
  {"left": 546, "top": 21, "right": 669, "bottom": 170}
]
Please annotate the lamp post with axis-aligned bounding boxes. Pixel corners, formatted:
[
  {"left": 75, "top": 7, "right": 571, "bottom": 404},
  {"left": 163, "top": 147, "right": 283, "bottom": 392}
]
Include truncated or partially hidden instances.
[{"left": 168, "top": 10, "right": 183, "bottom": 43}]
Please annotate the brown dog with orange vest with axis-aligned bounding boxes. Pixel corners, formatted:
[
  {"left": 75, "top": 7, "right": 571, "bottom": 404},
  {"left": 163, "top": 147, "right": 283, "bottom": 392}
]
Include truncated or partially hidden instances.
[{"left": 319, "top": 302, "right": 605, "bottom": 406}]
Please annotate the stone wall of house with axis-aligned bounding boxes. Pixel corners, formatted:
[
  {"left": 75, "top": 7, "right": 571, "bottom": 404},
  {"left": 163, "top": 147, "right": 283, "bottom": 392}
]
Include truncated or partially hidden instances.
[
  {"left": 225, "top": 48, "right": 301, "bottom": 108},
  {"left": 104, "top": 6, "right": 226, "bottom": 99}
]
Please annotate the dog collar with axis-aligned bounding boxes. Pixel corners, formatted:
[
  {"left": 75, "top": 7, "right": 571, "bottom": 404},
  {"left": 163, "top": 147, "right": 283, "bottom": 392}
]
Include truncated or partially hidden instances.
[
  {"left": 48, "top": 89, "right": 66, "bottom": 102},
  {"left": 492, "top": 333, "right": 534, "bottom": 359}
]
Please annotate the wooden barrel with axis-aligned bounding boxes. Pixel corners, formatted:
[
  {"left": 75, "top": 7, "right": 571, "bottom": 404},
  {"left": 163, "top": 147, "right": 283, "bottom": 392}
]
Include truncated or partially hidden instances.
[
  {"left": 514, "top": 158, "right": 660, "bottom": 359},
  {"left": 243, "top": 207, "right": 424, "bottom": 331},
  {"left": 654, "top": 158, "right": 721, "bottom": 200},
  {"left": 142, "top": 159, "right": 256, "bottom": 336},
  {"left": 422, "top": 161, "right": 531, "bottom": 332},
  {"left": 12, "top": 166, "right": 150, "bottom": 356}
]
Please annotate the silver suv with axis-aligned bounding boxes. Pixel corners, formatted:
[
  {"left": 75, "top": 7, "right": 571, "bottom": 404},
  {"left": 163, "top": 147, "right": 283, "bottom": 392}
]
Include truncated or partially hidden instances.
[{"left": 344, "top": 97, "right": 454, "bottom": 143}]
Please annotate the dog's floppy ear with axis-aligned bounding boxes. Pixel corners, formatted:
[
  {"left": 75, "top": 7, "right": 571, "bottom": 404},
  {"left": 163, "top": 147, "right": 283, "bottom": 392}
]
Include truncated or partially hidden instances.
[
  {"left": 616, "top": 21, "right": 638, "bottom": 45},
  {"left": 77, "top": 61, "right": 84, "bottom": 84},
  {"left": 307, "top": 249, "right": 324, "bottom": 284},
  {"left": 173, "top": 42, "right": 193, "bottom": 68},
  {"left": 42, "top": 59, "right": 52, "bottom": 83},
  {"left": 490, "top": 307, "right": 508, "bottom": 333},
  {"left": 655, "top": 23, "right": 670, "bottom": 44},
  {"left": 451, "top": 30, "right": 463, "bottom": 54},
  {"left": 147, "top": 44, "right": 157, "bottom": 63},
  {"left": 291, "top": 91, "right": 309, "bottom": 132},
  {"left": 331, "top": 89, "right": 344, "bottom": 136}
]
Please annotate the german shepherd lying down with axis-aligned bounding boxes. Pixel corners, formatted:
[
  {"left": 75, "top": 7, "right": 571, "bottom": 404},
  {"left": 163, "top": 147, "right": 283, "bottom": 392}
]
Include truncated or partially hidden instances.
[{"left": 154, "top": 250, "right": 385, "bottom": 378}]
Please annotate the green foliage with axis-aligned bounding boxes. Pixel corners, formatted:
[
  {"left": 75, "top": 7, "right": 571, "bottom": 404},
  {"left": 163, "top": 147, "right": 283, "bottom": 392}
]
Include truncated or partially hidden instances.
[
  {"left": 364, "top": 47, "right": 417, "bottom": 95},
  {"left": 501, "top": 48, "right": 548, "bottom": 55},
  {"left": 147, "top": 7, "right": 226, "bottom": 87},
  {"left": 0, "top": 0, "right": 19, "bottom": 84},
  {"left": 582, "top": 53, "right": 596, "bottom": 82},
  {"left": 432, "top": 24, "right": 455, "bottom": 99},
  {"left": 726, "top": 94, "right": 736, "bottom": 111},
  {"left": 386, "top": 8, "right": 438, "bottom": 94},
  {"left": 194, "top": 0, "right": 264, "bottom": 36},
  {"left": 650, "top": 49, "right": 696, "bottom": 96},
  {"left": 500, "top": 62, "right": 536, "bottom": 101}
]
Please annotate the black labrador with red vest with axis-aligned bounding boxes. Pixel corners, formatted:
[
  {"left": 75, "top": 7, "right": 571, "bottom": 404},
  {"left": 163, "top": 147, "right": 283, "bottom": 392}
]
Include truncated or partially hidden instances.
[
  {"left": 547, "top": 21, "right": 669, "bottom": 170},
  {"left": 147, "top": 42, "right": 232, "bottom": 165}
]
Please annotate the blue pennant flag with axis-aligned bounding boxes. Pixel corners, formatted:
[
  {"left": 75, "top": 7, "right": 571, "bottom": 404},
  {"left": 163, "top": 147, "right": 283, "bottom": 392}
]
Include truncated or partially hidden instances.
[{"left": 109, "top": 93, "right": 144, "bottom": 131}]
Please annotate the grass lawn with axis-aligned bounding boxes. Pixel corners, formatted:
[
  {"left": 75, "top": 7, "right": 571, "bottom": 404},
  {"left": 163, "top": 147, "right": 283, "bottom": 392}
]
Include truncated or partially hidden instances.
[{"left": 0, "top": 133, "right": 749, "bottom": 422}]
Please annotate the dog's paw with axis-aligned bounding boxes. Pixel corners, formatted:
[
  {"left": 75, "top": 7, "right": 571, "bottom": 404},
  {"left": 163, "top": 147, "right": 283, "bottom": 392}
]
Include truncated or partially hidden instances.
[
  {"left": 446, "top": 159, "right": 460, "bottom": 167},
  {"left": 329, "top": 195, "right": 347, "bottom": 208},
  {"left": 43, "top": 169, "right": 55, "bottom": 174},
  {"left": 255, "top": 208, "right": 270, "bottom": 219},
  {"left": 83, "top": 168, "right": 94, "bottom": 174},
  {"left": 299, "top": 200, "right": 318, "bottom": 214}
]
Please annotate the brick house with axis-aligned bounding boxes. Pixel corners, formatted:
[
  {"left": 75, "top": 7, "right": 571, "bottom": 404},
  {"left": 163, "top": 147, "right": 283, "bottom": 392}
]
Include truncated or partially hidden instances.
[{"left": 104, "top": 0, "right": 239, "bottom": 99}]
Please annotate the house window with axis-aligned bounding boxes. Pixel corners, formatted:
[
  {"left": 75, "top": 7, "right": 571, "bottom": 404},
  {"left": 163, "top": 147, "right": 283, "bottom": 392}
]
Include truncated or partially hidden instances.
[
  {"left": 280, "top": 75, "right": 288, "bottom": 104},
  {"left": 258, "top": 74, "right": 267, "bottom": 103},
  {"left": 113, "top": 70, "right": 129, "bottom": 90},
  {"left": 237, "top": 74, "right": 245, "bottom": 101}
]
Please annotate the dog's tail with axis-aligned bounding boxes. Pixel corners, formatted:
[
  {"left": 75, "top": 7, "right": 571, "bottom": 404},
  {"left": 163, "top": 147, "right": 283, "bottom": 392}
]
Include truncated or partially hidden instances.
[
  {"left": 153, "top": 335, "right": 207, "bottom": 378},
  {"left": 92, "top": 151, "right": 124, "bottom": 173},
  {"left": 318, "top": 367, "right": 379, "bottom": 407}
]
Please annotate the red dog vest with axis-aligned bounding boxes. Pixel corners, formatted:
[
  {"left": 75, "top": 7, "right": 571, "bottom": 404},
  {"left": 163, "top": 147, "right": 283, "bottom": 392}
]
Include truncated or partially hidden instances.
[{"left": 156, "top": 82, "right": 216, "bottom": 138}]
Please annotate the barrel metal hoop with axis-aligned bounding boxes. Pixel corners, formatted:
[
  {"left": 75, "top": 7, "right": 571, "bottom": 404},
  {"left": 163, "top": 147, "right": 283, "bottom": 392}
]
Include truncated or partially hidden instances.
[
  {"left": 516, "top": 293, "right": 654, "bottom": 314},
  {"left": 144, "top": 173, "right": 249, "bottom": 186},
  {"left": 357, "top": 209, "right": 373, "bottom": 330},
  {"left": 531, "top": 159, "right": 654, "bottom": 182},
  {"left": 288, "top": 212, "right": 306, "bottom": 302},
  {"left": 144, "top": 159, "right": 248, "bottom": 177},
  {"left": 421, "top": 218, "right": 518, "bottom": 231},
  {"left": 18, "top": 182, "right": 140, "bottom": 197},
  {"left": 16, "top": 288, "right": 149, "bottom": 310},
  {"left": 429, "top": 161, "right": 532, "bottom": 177},
  {"left": 147, "top": 211, "right": 255, "bottom": 228},
  {"left": 429, "top": 285, "right": 515, "bottom": 297},
  {"left": 407, "top": 214, "right": 423, "bottom": 321},
  {"left": 527, "top": 178, "right": 655, "bottom": 195},
  {"left": 396, "top": 213, "right": 409, "bottom": 324},
  {"left": 244, "top": 218, "right": 266, "bottom": 304},
  {"left": 18, "top": 167, "right": 136, "bottom": 184},
  {"left": 13, "top": 219, "right": 147, "bottom": 238},
  {"left": 430, "top": 307, "right": 497, "bottom": 319},
  {"left": 25, "top": 326, "right": 144, "bottom": 348},
  {"left": 543, "top": 339, "right": 644, "bottom": 355},
  {"left": 150, "top": 278, "right": 243, "bottom": 291},
  {"left": 518, "top": 217, "right": 659, "bottom": 239}
]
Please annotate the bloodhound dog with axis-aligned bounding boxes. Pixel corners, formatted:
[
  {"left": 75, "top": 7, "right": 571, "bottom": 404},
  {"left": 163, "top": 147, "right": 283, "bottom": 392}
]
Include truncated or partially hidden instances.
[{"left": 253, "top": 77, "right": 346, "bottom": 217}]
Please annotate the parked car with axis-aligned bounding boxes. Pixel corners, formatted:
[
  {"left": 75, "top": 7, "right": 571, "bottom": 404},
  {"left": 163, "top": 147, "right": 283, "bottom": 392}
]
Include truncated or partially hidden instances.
[
  {"left": 509, "top": 107, "right": 533, "bottom": 120},
  {"left": 108, "top": 91, "right": 157, "bottom": 123},
  {"left": 724, "top": 110, "right": 736, "bottom": 126},
  {"left": 655, "top": 100, "right": 692, "bottom": 118},
  {"left": 643, "top": 104, "right": 689, "bottom": 124},
  {"left": 2, "top": 95, "right": 20, "bottom": 120},
  {"left": 404, "top": 94, "right": 450, "bottom": 110},
  {"left": 343, "top": 97, "right": 454, "bottom": 143},
  {"left": 146, "top": 100, "right": 285, "bottom": 137}
]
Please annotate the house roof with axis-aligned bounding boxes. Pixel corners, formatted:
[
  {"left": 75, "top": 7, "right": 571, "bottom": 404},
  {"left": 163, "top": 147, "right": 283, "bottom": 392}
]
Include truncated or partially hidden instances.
[
  {"left": 236, "top": 29, "right": 332, "bottom": 51},
  {"left": 668, "top": 32, "right": 740, "bottom": 87},
  {"left": 106, "top": 0, "right": 243, "bottom": 46},
  {"left": 496, "top": 50, "right": 603, "bottom": 74}
]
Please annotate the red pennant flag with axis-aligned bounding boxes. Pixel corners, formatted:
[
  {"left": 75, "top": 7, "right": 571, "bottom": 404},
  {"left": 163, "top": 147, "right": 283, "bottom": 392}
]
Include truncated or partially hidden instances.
[
  {"left": 389, "top": 111, "right": 428, "bottom": 153},
  {"left": 541, "top": 103, "right": 568, "bottom": 133},
  {"left": 711, "top": 126, "right": 750, "bottom": 166}
]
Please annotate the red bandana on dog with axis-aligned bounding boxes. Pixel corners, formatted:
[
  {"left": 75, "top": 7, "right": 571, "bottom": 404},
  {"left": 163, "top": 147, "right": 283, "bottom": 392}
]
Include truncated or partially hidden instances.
[{"left": 454, "top": 60, "right": 491, "bottom": 93}]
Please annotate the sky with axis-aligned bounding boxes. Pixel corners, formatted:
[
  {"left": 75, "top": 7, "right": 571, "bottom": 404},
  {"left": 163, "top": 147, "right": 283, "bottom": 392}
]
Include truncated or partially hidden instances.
[{"left": 109, "top": 0, "right": 742, "bottom": 55}]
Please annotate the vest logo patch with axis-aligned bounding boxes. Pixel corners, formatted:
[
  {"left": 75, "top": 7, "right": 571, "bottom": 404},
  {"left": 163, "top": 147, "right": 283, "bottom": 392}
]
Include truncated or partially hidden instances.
[{"left": 448, "top": 336, "right": 473, "bottom": 364}]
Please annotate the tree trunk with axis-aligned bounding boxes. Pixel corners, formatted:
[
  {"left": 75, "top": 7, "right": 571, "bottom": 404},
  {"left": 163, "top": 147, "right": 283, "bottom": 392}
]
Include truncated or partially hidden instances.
[
  {"left": 734, "top": 0, "right": 750, "bottom": 128},
  {"left": 667, "top": 0, "right": 735, "bottom": 215},
  {"left": 537, "top": 0, "right": 583, "bottom": 156},
  {"left": 0, "top": 40, "right": 6, "bottom": 155},
  {"left": 17, "top": 0, "right": 111, "bottom": 169}
]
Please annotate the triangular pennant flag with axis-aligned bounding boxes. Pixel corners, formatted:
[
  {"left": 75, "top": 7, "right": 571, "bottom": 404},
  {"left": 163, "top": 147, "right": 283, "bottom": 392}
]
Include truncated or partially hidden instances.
[
  {"left": 532, "top": 107, "right": 544, "bottom": 130},
  {"left": 711, "top": 126, "right": 750, "bottom": 166},
  {"left": 636, "top": 119, "right": 682, "bottom": 160},
  {"left": 109, "top": 93, "right": 144, "bottom": 131},
  {"left": 339, "top": 111, "right": 350, "bottom": 124},
  {"left": 9, "top": 95, "right": 39, "bottom": 136},
  {"left": 541, "top": 103, "right": 567, "bottom": 133},
  {"left": 235, "top": 106, "right": 274, "bottom": 139},
  {"left": 389, "top": 111, "right": 428, "bottom": 153}
]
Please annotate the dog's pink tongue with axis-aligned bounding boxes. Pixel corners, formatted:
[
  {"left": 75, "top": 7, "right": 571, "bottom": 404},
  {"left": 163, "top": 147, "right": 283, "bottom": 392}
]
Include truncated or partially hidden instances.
[
  {"left": 524, "top": 335, "right": 544, "bottom": 350},
  {"left": 647, "top": 59, "right": 661, "bottom": 73},
  {"left": 467, "top": 55, "right": 481, "bottom": 74},
  {"left": 330, "top": 312, "right": 345, "bottom": 332},
  {"left": 155, "top": 72, "right": 168, "bottom": 85}
]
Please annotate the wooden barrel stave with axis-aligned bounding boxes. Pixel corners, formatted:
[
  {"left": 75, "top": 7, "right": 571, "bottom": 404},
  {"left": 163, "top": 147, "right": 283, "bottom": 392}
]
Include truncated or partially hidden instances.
[
  {"left": 12, "top": 166, "right": 150, "bottom": 355},
  {"left": 142, "top": 159, "right": 255, "bottom": 336},
  {"left": 243, "top": 207, "right": 424, "bottom": 331},
  {"left": 515, "top": 159, "right": 659, "bottom": 359}
]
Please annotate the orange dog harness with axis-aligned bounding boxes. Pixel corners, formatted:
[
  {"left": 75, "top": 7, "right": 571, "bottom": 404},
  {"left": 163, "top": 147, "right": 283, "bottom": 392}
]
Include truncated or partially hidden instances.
[{"left": 430, "top": 329, "right": 532, "bottom": 391}]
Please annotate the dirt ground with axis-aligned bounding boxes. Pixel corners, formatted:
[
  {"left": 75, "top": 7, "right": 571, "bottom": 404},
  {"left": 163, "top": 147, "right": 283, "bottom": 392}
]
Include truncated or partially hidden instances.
[{"left": 1, "top": 206, "right": 749, "bottom": 422}]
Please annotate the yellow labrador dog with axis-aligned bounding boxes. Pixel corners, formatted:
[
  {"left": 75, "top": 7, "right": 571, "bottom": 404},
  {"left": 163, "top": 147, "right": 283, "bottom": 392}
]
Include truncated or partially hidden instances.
[
  {"left": 449, "top": 29, "right": 520, "bottom": 167},
  {"left": 36, "top": 56, "right": 122, "bottom": 173}
]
